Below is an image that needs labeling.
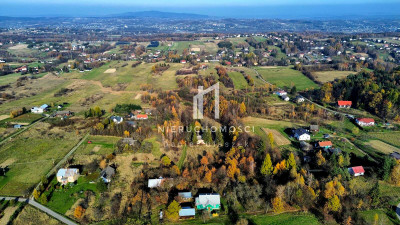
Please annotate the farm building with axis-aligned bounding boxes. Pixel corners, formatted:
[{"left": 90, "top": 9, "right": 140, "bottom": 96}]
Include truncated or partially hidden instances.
[
  {"left": 337, "top": 101, "right": 352, "bottom": 108},
  {"left": 179, "top": 207, "right": 196, "bottom": 219},
  {"left": 55, "top": 111, "right": 73, "bottom": 117},
  {"left": 356, "top": 118, "right": 375, "bottom": 127},
  {"left": 293, "top": 128, "right": 310, "bottom": 141},
  {"left": 195, "top": 194, "right": 221, "bottom": 211},
  {"left": 348, "top": 166, "right": 365, "bottom": 176},
  {"left": 57, "top": 168, "right": 79, "bottom": 185}
]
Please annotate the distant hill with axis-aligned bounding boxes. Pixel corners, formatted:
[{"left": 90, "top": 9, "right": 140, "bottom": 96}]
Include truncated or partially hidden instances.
[{"left": 108, "top": 11, "right": 208, "bottom": 19}]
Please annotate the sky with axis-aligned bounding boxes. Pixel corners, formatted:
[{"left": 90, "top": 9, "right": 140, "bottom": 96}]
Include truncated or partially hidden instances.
[{"left": 2, "top": 0, "right": 400, "bottom": 18}]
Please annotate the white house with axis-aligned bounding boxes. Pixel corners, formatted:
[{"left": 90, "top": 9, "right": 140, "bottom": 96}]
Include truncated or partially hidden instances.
[
  {"left": 281, "top": 95, "right": 290, "bottom": 101},
  {"left": 57, "top": 168, "right": 79, "bottom": 185},
  {"left": 110, "top": 116, "right": 123, "bottom": 124},
  {"left": 31, "top": 107, "right": 44, "bottom": 114},
  {"left": 148, "top": 178, "right": 164, "bottom": 188},
  {"left": 293, "top": 128, "right": 311, "bottom": 141}
]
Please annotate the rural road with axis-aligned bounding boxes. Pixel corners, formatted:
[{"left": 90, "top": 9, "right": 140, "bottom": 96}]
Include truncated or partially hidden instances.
[{"left": 0, "top": 196, "right": 77, "bottom": 225}]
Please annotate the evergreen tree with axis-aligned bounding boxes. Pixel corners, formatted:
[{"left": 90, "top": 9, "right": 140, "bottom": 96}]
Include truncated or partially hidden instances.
[
  {"left": 215, "top": 129, "right": 224, "bottom": 145},
  {"left": 191, "top": 131, "right": 198, "bottom": 145},
  {"left": 369, "top": 182, "right": 381, "bottom": 208},
  {"left": 382, "top": 156, "right": 394, "bottom": 181},
  {"left": 202, "top": 129, "right": 212, "bottom": 144}
]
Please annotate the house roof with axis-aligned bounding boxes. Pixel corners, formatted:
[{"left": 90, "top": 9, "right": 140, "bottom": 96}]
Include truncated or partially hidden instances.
[
  {"left": 350, "top": 166, "right": 365, "bottom": 174},
  {"left": 56, "top": 111, "right": 71, "bottom": 115},
  {"left": 110, "top": 116, "right": 123, "bottom": 122},
  {"left": 178, "top": 192, "right": 192, "bottom": 198},
  {"left": 40, "top": 104, "right": 49, "bottom": 109},
  {"left": 357, "top": 118, "right": 375, "bottom": 123},
  {"left": 148, "top": 178, "right": 164, "bottom": 188},
  {"left": 57, "top": 168, "right": 79, "bottom": 177},
  {"left": 338, "top": 101, "right": 352, "bottom": 106},
  {"left": 101, "top": 166, "right": 115, "bottom": 180},
  {"left": 136, "top": 114, "right": 148, "bottom": 119},
  {"left": 310, "top": 125, "right": 319, "bottom": 130},
  {"left": 294, "top": 128, "right": 309, "bottom": 136},
  {"left": 196, "top": 194, "right": 220, "bottom": 206},
  {"left": 318, "top": 141, "right": 333, "bottom": 147},
  {"left": 390, "top": 152, "right": 400, "bottom": 160},
  {"left": 179, "top": 208, "right": 196, "bottom": 217}
]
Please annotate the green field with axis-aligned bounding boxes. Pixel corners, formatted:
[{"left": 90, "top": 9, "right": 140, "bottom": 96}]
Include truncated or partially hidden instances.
[
  {"left": 247, "top": 213, "right": 320, "bottom": 225},
  {"left": 359, "top": 209, "right": 398, "bottom": 225},
  {"left": 228, "top": 71, "right": 248, "bottom": 89},
  {"left": 75, "top": 135, "right": 120, "bottom": 156},
  {"left": 368, "top": 132, "right": 400, "bottom": 148},
  {"left": 255, "top": 66, "right": 318, "bottom": 91},
  {"left": 0, "top": 122, "right": 81, "bottom": 196}
]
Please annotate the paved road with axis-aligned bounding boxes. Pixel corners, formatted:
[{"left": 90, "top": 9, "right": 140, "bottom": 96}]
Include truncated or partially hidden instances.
[
  {"left": 0, "top": 116, "right": 47, "bottom": 146},
  {"left": 0, "top": 196, "right": 77, "bottom": 225}
]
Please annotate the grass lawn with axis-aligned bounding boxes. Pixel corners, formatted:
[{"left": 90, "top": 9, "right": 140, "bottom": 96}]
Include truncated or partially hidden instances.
[
  {"left": 254, "top": 66, "right": 318, "bottom": 91},
  {"left": 0, "top": 122, "right": 82, "bottom": 196},
  {"left": 312, "top": 70, "right": 355, "bottom": 83},
  {"left": 142, "top": 136, "right": 162, "bottom": 158},
  {"left": 367, "top": 132, "right": 400, "bottom": 148},
  {"left": 359, "top": 209, "right": 398, "bottom": 225},
  {"left": 228, "top": 71, "right": 248, "bottom": 89},
  {"left": 365, "top": 140, "right": 400, "bottom": 154},
  {"left": 46, "top": 176, "right": 100, "bottom": 214},
  {"left": 177, "top": 145, "right": 187, "bottom": 169},
  {"left": 75, "top": 135, "right": 120, "bottom": 156},
  {"left": 0, "top": 113, "right": 43, "bottom": 127}
]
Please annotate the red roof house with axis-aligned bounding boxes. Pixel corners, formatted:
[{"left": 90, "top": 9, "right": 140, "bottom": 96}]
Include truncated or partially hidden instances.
[
  {"left": 337, "top": 101, "right": 352, "bottom": 108},
  {"left": 348, "top": 166, "right": 365, "bottom": 176},
  {"left": 135, "top": 114, "right": 148, "bottom": 120},
  {"left": 318, "top": 141, "right": 333, "bottom": 149},
  {"left": 356, "top": 118, "right": 375, "bottom": 127}
]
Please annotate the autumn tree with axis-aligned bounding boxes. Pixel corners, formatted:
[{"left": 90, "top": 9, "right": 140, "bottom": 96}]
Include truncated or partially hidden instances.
[
  {"left": 326, "top": 195, "right": 341, "bottom": 212},
  {"left": 390, "top": 164, "right": 400, "bottom": 185},
  {"left": 161, "top": 156, "right": 172, "bottom": 167},
  {"left": 260, "top": 154, "right": 273, "bottom": 176},
  {"left": 267, "top": 132, "right": 275, "bottom": 149},
  {"left": 239, "top": 102, "right": 246, "bottom": 117},
  {"left": 272, "top": 197, "right": 284, "bottom": 213},
  {"left": 165, "top": 200, "right": 181, "bottom": 222},
  {"left": 316, "top": 150, "right": 326, "bottom": 166},
  {"left": 74, "top": 205, "right": 85, "bottom": 219}
]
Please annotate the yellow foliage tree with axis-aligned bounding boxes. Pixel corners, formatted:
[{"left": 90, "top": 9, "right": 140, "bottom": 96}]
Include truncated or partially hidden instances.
[{"left": 272, "top": 197, "right": 284, "bottom": 214}]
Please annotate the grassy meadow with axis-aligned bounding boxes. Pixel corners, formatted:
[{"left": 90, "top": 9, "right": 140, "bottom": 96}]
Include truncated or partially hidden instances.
[{"left": 255, "top": 66, "right": 318, "bottom": 91}]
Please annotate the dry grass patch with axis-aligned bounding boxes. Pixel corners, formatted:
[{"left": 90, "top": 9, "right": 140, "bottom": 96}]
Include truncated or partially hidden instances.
[
  {"left": 0, "top": 206, "right": 18, "bottom": 225},
  {"left": 312, "top": 71, "right": 355, "bottom": 83},
  {"left": 366, "top": 140, "right": 400, "bottom": 154},
  {"left": 262, "top": 128, "right": 291, "bottom": 146},
  {"left": 0, "top": 115, "right": 10, "bottom": 121},
  {"left": 104, "top": 68, "right": 117, "bottom": 74},
  {"left": 13, "top": 205, "right": 62, "bottom": 225}
]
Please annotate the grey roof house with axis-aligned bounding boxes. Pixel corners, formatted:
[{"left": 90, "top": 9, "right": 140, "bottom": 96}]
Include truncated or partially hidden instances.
[{"left": 100, "top": 166, "right": 116, "bottom": 183}]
